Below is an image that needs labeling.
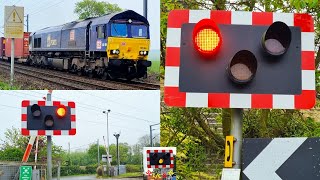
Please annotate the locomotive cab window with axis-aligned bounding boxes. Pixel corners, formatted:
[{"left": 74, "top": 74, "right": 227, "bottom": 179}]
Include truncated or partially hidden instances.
[
  {"left": 34, "top": 38, "right": 41, "bottom": 48},
  {"left": 131, "top": 25, "right": 148, "bottom": 38},
  {"left": 111, "top": 23, "right": 127, "bottom": 37},
  {"left": 97, "top": 25, "right": 105, "bottom": 39}
]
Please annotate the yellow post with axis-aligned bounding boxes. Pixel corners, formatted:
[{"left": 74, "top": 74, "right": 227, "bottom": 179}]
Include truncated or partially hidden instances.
[{"left": 224, "top": 136, "right": 234, "bottom": 168}]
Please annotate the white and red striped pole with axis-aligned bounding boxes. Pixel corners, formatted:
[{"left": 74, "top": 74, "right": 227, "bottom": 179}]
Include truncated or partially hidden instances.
[
  {"left": 22, "top": 136, "right": 36, "bottom": 162},
  {"left": 34, "top": 136, "right": 39, "bottom": 169}
]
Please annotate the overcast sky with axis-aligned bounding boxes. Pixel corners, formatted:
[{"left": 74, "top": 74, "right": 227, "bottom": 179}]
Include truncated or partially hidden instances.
[
  {"left": 0, "top": 90, "right": 160, "bottom": 152},
  {"left": 0, "top": 0, "right": 160, "bottom": 50}
]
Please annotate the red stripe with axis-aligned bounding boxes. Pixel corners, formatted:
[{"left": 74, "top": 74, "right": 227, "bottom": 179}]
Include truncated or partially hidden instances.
[
  {"left": 301, "top": 51, "right": 315, "bottom": 70},
  {"left": 165, "top": 47, "right": 180, "bottom": 67},
  {"left": 208, "top": 93, "right": 230, "bottom": 108},
  {"left": 69, "top": 129, "right": 76, "bottom": 135},
  {"left": 21, "top": 100, "right": 30, "bottom": 107},
  {"left": 162, "top": 150, "right": 165, "bottom": 153},
  {"left": 53, "top": 101, "right": 61, "bottom": 106},
  {"left": 170, "top": 157, "right": 174, "bottom": 160},
  {"left": 22, "top": 144, "right": 33, "bottom": 162},
  {"left": 211, "top": 10, "right": 231, "bottom": 24},
  {"left": 147, "top": 165, "right": 151, "bottom": 168},
  {"left": 252, "top": 12, "right": 273, "bottom": 25},
  {"left": 21, "top": 114, "right": 27, "bottom": 121},
  {"left": 167, "top": 10, "right": 189, "bottom": 28},
  {"left": 53, "top": 130, "right": 61, "bottom": 135},
  {"left": 294, "top": 13, "right": 314, "bottom": 32},
  {"left": 21, "top": 129, "right": 29, "bottom": 136},
  {"left": 251, "top": 94, "right": 273, "bottom": 109},
  {"left": 147, "top": 157, "right": 150, "bottom": 161},
  {"left": 38, "top": 101, "right": 46, "bottom": 106},
  {"left": 169, "top": 150, "right": 173, "bottom": 153},
  {"left": 162, "top": 165, "right": 166, "bottom": 168},
  {"left": 295, "top": 90, "right": 316, "bottom": 109},
  {"left": 170, "top": 164, "right": 174, "bottom": 168},
  {"left": 147, "top": 150, "right": 150, "bottom": 153},
  {"left": 38, "top": 130, "right": 45, "bottom": 135},
  {"left": 155, "top": 165, "right": 159, "bottom": 168},
  {"left": 71, "top": 115, "right": 76, "bottom": 121},
  {"left": 154, "top": 150, "right": 158, "bottom": 153},
  {"left": 164, "top": 87, "right": 186, "bottom": 107},
  {"left": 68, "top": 101, "right": 75, "bottom": 108}
]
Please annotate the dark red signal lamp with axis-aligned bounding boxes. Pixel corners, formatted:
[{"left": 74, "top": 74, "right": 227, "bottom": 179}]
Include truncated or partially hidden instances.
[{"left": 193, "top": 19, "right": 222, "bottom": 58}]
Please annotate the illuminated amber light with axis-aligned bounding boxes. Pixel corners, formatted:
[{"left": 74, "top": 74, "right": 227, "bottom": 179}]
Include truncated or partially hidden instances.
[
  {"left": 159, "top": 158, "right": 164, "bottom": 164},
  {"left": 56, "top": 107, "right": 66, "bottom": 118},
  {"left": 195, "top": 29, "right": 220, "bottom": 53}
]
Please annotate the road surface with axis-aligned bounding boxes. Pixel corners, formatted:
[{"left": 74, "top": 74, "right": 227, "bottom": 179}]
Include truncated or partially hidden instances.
[{"left": 53, "top": 175, "right": 142, "bottom": 180}]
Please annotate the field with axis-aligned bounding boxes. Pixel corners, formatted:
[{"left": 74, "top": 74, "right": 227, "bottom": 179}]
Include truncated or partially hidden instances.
[{"left": 148, "top": 60, "right": 160, "bottom": 73}]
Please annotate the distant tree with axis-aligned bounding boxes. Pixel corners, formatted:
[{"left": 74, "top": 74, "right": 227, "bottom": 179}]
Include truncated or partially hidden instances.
[
  {"left": 109, "top": 143, "right": 131, "bottom": 165},
  {"left": 0, "top": 127, "right": 64, "bottom": 162},
  {"left": 74, "top": 0, "right": 122, "bottom": 19},
  {"left": 87, "top": 144, "right": 107, "bottom": 165}
]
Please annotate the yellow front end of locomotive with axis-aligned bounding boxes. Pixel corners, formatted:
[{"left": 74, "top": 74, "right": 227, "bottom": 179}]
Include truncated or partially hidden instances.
[{"left": 107, "top": 37, "right": 150, "bottom": 61}]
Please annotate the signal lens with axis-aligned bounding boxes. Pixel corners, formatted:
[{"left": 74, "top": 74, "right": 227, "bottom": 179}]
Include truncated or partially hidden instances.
[
  {"left": 56, "top": 105, "right": 67, "bottom": 118},
  {"left": 228, "top": 50, "right": 258, "bottom": 84},
  {"left": 45, "top": 115, "right": 54, "bottom": 127},
  {"left": 193, "top": 19, "right": 222, "bottom": 57},
  {"left": 262, "top": 21, "right": 291, "bottom": 56},
  {"left": 159, "top": 158, "right": 164, "bottom": 164},
  {"left": 31, "top": 104, "right": 41, "bottom": 117}
]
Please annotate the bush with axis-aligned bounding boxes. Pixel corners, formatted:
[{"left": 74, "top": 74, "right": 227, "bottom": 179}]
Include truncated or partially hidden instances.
[
  {"left": 126, "top": 164, "right": 141, "bottom": 173},
  {"left": 58, "top": 165, "right": 97, "bottom": 176}
]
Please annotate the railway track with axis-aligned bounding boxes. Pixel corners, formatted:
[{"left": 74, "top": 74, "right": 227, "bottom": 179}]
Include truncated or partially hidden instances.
[{"left": 0, "top": 62, "right": 159, "bottom": 90}]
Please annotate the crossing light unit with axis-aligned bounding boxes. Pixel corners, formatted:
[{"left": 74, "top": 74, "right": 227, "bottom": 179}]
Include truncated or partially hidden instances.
[
  {"left": 21, "top": 100, "right": 76, "bottom": 136},
  {"left": 164, "top": 10, "right": 315, "bottom": 109},
  {"left": 146, "top": 149, "right": 174, "bottom": 169}
]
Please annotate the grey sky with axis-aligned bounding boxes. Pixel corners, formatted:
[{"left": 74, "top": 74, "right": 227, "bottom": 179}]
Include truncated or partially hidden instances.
[
  {"left": 0, "top": 90, "right": 160, "bottom": 151},
  {"left": 0, "top": 0, "right": 160, "bottom": 50}
]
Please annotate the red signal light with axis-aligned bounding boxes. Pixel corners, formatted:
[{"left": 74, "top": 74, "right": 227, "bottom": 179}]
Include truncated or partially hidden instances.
[
  {"left": 193, "top": 19, "right": 222, "bottom": 57},
  {"left": 56, "top": 105, "right": 67, "bottom": 118}
]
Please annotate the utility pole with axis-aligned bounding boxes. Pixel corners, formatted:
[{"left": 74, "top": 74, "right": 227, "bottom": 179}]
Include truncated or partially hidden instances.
[
  {"left": 47, "top": 92, "right": 52, "bottom": 180},
  {"left": 103, "top": 109, "right": 111, "bottom": 156},
  {"left": 114, "top": 133, "right": 120, "bottom": 175},
  {"left": 10, "top": 37, "right": 14, "bottom": 87},
  {"left": 143, "top": 0, "right": 148, "bottom": 19},
  {"left": 97, "top": 139, "right": 100, "bottom": 165},
  {"left": 149, "top": 123, "right": 160, "bottom": 147}
]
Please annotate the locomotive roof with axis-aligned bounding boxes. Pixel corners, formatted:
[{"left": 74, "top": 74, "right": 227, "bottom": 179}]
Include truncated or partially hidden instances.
[{"left": 33, "top": 10, "right": 149, "bottom": 35}]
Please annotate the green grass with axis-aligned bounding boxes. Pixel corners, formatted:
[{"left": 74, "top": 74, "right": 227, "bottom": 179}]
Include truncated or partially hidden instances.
[
  {"left": 148, "top": 60, "right": 160, "bottom": 73},
  {"left": 0, "top": 81, "right": 20, "bottom": 90}
]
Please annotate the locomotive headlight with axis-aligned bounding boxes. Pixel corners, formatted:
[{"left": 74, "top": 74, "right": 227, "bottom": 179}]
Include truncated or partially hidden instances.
[
  {"left": 144, "top": 51, "right": 148, "bottom": 55},
  {"left": 139, "top": 51, "right": 143, "bottom": 55},
  {"left": 115, "top": 49, "right": 120, "bottom": 54},
  {"left": 113, "top": 50, "right": 117, "bottom": 54}
]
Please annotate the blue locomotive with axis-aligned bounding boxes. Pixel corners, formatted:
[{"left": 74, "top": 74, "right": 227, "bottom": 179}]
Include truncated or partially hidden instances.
[{"left": 29, "top": 10, "right": 151, "bottom": 80}]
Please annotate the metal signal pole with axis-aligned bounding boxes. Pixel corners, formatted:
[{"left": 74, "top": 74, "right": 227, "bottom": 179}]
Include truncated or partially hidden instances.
[
  {"left": 47, "top": 92, "right": 52, "bottom": 180},
  {"left": 10, "top": 38, "right": 14, "bottom": 87},
  {"left": 230, "top": 109, "right": 243, "bottom": 169},
  {"left": 97, "top": 139, "right": 100, "bottom": 165},
  {"left": 149, "top": 123, "right": 160, "bottom": 147}
]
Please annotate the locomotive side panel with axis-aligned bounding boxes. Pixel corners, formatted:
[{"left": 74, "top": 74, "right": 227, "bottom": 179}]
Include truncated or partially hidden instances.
[
  {"left": 61, "top": 28, "right": 86, "bottom": 51},
  {"left": 90, "top": 24, "right": 108, "bottom": 52}
]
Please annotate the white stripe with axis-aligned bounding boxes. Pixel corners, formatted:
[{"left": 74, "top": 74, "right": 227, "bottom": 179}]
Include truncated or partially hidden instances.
[
  {"left": 21, "top": 107, "right": 27, "bottom": 114},
  {"left": 61, "top": 101, "right": 68, "bottom": 106},
  {"left": 46, "top": 101, "right": 53, "bottom": 106},
  {"left": 231, "top": 11, "right": 252, "bottom": 25},
  {"left": 243, "top": 138, "right": 307, "bottom": 180},
  {"left": 61, "top": 130, "right": 69, "bottom": 135},
  {"left": 302, "top": 70, "right": 315, "bottom": 90},
  {"left": 273, "top": 95, "right": 294, "bottom": 109},
  {"left": 29, "top": 130, "right": 38, "bottom": 136},
  {"left": 166, "top": 28, "right": 181, "bottom": 47},
  {"left": 21, "top": 121, "right": 27, "bottom": 128},
  {"left": 29, "top": 101, "right": 37, "bottom": 105},
  {"left": 301, "top": 32, "right": 315, "bottom": 51},
  {"left": 164, "top": 67, "right": 180, "bottom": 87},
  {"left": 186, "top": 93, "right": 208, "bottom": 107},
  {"left": 273, "top": 12, "right": 294, "bottom": 26},
  {"left": 230, "top": 94, "right": 251, "bottom": 108},
  {"left": 71, "top": 122, "right": 76, "bottom": 129},
  {"left": 45, "top": 130, "right": 53, "bottom": 136},
  {"left": 71, "top": 108, "right": 76, "bottom": 115},
  {"left": 28, "top": 136, "right": 36, "bottom": 144},
  {"left": 189, "top": 10, "right": 211, "bottom": 23}
]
